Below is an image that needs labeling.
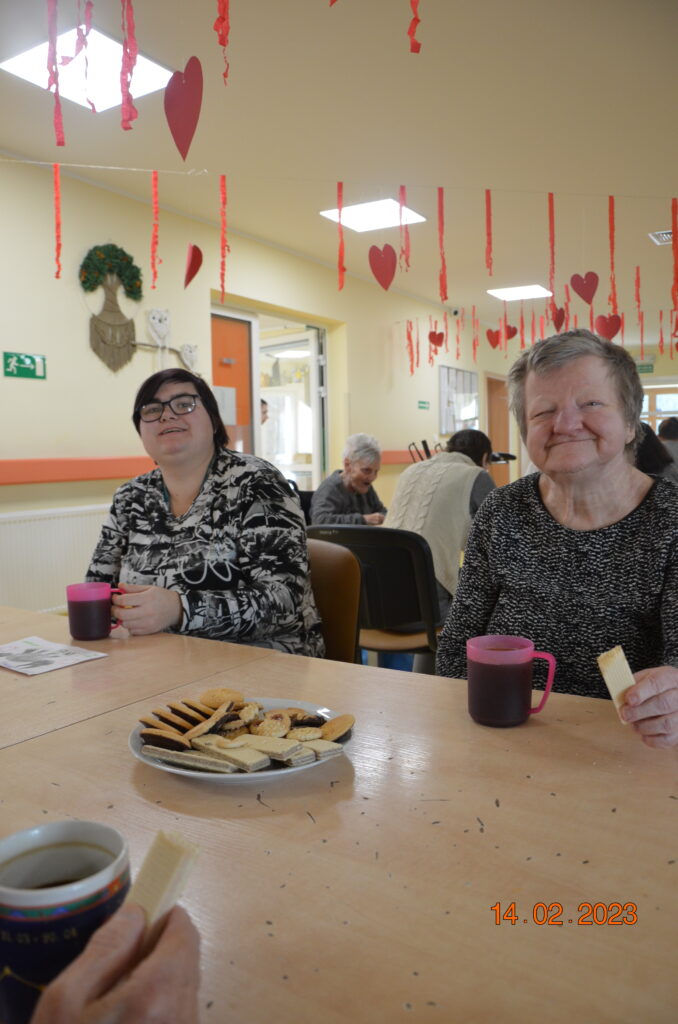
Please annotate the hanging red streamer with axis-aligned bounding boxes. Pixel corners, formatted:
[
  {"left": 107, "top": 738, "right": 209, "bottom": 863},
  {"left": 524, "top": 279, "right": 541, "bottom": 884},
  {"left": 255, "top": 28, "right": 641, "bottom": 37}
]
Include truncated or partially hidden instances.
[
  {"left": 428, "top": 317, "right": 435, "bottom": 367},
  {"left": 659, "top": 309, "right": 665, "bottom": 355},
  {"left": 213, "top": 0, "right": 231, "bottom": 84},
  {"left": 443, "top": 311, "right": 449, "bottom": 352},
  {"left": 406, "top": 320, "right": 415, "bottom": 375},
  {"left": 672, "top": 198, "right": 678, "bottom": 311},
  {"left": 437, "top": 186, "right": 448, "bottom": 303},
  {"left": 60, "top": 0, "right": 95, "bottom": 112},
  {"left": 416, "top": 319, "right": 420, "bottom": 368},
  {"left": 150, "top": 171, "right": 160, "bottom": 289},
  {"left": 219, "top": 174, "right": 229, "bottom": 303},
  {"left": 337, "top": 182, "right": 346, "bottom": 291},
  {"left": 519, "top": 301, "right": 525, "bottom": 349},
  {"left": 398, "top": 186, "right": 410, "bottom": 271},
  {"left": 408, "top": 0, "right": 422, "bottom": 53},
  {"left": 635, "top": 265, "right": 644, "bottom": 360},
  {"left": 531, "top": 310, "right": 536, "bottom": 346},
  {"left": 53, "top": 163, "right": 62, "bottom": 279},
  {"left": 539, "top": 315, "right": 545, "bottom": 340},
  {"left": 564, "top": 283, "right": 571, "bottom": 330},
  {"left": 472, "top": 305, "right": 478, "bottom": 363},
  {"left": 485, "top": 189, "right": 493, "bottom": 276},
  {"left": 620, "top": 313, "right": 624, "bottom": 346},
  {"left": 120, "top": 0, "right": 138, "bottom": 131},
  {"left": 547, "top": 192, "right": 556, "bottom": 316},
  {"left": 455, "top": 315, "right": 461, "bottom": 360},
  {"left": 608, "top": 196, "right": 618, "bottom": 315},
  {"left": 47, "top": 0, "right": 65, "bottom": 146}
]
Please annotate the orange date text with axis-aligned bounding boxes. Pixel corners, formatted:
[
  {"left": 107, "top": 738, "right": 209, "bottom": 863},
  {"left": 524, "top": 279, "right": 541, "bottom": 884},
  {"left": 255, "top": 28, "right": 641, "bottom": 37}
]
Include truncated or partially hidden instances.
[{"left": 490, "top": 902, "right": 638, "bottom": 926}]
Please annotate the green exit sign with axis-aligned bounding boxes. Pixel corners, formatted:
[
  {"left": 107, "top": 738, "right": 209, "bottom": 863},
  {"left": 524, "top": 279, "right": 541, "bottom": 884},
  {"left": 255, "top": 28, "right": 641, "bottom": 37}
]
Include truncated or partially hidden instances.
[
  {"left": 3, "top": 352, "right": 46, "bottom": 379},
  {"left": 418, "top": 400, "right": 430, "bottom": 410},
  {"left": 636, "top": 363, "right": 654, "bottom": 374}
]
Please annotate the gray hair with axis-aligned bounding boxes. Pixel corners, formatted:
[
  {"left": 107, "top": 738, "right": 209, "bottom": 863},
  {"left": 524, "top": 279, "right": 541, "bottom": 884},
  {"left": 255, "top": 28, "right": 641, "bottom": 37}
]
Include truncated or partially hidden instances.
[
  {"left": 343, "top": 432, "right": 382, "bottom": 464},
  {"left": 507, "top": 329, "right": 643, "bottom": 449}
]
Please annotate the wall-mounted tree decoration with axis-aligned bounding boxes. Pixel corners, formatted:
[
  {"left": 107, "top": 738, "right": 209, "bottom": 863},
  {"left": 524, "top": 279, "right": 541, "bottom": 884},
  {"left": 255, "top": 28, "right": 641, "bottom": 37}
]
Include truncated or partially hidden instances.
[{"left": 79, "top": 244, "right": 142, "bottom": 371}]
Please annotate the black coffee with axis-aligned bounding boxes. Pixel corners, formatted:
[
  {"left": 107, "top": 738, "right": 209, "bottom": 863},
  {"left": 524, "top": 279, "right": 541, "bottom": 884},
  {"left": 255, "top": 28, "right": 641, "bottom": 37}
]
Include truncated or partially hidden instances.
[
  {"left": 68, "top": 598, "right": 111, "bottom": 640},
  {"left": 468, "top": 660, "right": 532, "bottom": 727}
]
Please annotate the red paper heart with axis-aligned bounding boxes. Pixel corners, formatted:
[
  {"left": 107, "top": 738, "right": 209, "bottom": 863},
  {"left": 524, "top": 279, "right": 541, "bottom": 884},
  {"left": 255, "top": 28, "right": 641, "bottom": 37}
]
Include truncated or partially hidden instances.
[
  {"left": 368, "top": 244, "right": 397, "bottom": 291},
  {"left": 486, "top": 329, "right": 501, "bottom": 349},
  {"left": 505, "top": 325, "right": 518, "bottom": 340},
  {"left": 594, "top": 314, "right": 621, "bottom": 341},
  {"left": 429, "top": 331, "right": 444, "bottom": 348},
  {"left": 570, "top": 271, "right": 599, "bottom": 305},
  {"left": 164, "top": 56, "right": 203, "bottom": 161},
  {"left": 553, "top": 307, "right": 565, "bottom": 331},
  {"left": 184, "top": 244, "right": 203, "bottom": 288}
]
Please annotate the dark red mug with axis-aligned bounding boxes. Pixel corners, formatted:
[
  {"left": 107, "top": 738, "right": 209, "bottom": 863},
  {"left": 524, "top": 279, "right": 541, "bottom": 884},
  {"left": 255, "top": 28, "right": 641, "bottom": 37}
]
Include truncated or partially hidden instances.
[
  {"left": 466, "top": 634, "right": 556, "bottom": 727},
  {"left": 66, "top": 582, "right": 123, "bottom": 641}
]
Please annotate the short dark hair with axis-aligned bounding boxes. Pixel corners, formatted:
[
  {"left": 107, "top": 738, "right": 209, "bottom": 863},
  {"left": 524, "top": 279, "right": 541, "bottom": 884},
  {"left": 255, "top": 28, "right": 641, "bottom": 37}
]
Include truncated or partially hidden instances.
[
  {"left": 658, "top": 416, "right": 678, "bottom": 440},
  {"left": 132, "top": 369, "right": 229, "bottom": 448},
  {"left": 635, "top": 422, "right": 674, "bottom": 474},
  {"left": 446, "top": 429, "right": 493, "bottom": 467}
]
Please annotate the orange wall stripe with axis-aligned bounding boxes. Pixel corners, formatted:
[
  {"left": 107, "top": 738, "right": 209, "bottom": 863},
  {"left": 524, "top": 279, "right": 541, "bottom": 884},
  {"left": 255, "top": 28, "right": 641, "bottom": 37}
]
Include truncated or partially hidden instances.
[
  {"left": 0, "top": 457, "right": 155, "bottom": 486},
  {"left": 381, "top": 450, "right": 415, "bottom": 465}
]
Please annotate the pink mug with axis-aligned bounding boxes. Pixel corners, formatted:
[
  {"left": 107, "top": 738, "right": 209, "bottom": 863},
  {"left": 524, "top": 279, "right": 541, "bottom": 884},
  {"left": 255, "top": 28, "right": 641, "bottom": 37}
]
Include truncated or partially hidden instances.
[
  {"left": 466, "top": 634, "right": 557, "bottom": 727},
  {"left": 66, "top": 582, "right": 124, "bottom": 641}
]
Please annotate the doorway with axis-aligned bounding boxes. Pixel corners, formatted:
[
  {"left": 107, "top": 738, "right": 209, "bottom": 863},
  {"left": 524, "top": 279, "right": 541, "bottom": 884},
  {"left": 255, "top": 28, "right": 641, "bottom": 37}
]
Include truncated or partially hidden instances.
[{"left": 486, "top": 375, "right": 510, "bottom": 487}]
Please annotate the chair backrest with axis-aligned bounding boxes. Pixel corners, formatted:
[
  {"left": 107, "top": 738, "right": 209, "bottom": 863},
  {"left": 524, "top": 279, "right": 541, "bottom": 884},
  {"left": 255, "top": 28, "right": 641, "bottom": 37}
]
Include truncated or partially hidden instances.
[
  {"left": 306, "top": 525, "right": 441, "bottom": 652},
  {"left": 307, "top": 538, "right": 361, "bottom": 663},
  {"left": 298, "top": 489, "right": 314, "bottom": 525}
]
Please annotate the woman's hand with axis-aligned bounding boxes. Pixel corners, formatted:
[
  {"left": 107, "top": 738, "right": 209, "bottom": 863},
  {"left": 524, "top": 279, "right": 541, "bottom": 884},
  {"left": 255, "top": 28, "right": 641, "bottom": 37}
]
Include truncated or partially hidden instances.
[
  {"left": 622, "top": 666, "right": 678, "bottom": 748},
  {"left": 31, "top": 904, "right": 200, "bottom": 1024},
  {"left": 112, "top": 585, "right": 183, "bottom": 634}
]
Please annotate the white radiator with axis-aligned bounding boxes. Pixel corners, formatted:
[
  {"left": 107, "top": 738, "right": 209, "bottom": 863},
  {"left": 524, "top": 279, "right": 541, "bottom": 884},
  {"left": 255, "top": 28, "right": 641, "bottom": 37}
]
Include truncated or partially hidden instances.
[{"left": 0, "top": 505, "right": 109, "bottom": 612}]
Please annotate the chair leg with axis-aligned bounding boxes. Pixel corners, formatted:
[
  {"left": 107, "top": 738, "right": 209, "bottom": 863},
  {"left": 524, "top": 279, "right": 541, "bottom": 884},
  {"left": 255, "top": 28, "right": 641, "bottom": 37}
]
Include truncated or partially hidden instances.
[{"left": 412, "top": 651, "right": 436, "bottom": 674}]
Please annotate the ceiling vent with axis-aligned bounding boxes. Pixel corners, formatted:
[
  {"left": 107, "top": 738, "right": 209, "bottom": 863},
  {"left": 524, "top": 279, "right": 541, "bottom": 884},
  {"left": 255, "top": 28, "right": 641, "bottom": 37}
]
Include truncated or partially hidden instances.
[{"left": 649, "top": 230, "right": 672, "bottom": 245}]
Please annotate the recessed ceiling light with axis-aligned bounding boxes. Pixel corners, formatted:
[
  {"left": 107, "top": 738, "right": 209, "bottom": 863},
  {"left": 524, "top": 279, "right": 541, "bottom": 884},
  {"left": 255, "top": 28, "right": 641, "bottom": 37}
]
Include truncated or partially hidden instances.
[
  {"left": 487, "top": 284, "right": 552, "bottom": 301},
  {"left": 0, "top": 28, "right": 172, "bottom": 112},
  {"left": 320, "top": 198, "right": 426, "bottom": 233},
  {"left": 648, "top": 230, "right": 672, "bottom": 246}
]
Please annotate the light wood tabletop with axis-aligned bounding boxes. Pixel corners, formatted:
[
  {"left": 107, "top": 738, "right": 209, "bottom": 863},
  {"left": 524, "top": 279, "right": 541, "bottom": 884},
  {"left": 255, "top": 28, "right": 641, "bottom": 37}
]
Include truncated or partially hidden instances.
[
  {"left": 1, "top": 633, "right": 676, "bottom": 1023},
  {"left": 0, "top": 608, "right": 274, "bottom": 749}
]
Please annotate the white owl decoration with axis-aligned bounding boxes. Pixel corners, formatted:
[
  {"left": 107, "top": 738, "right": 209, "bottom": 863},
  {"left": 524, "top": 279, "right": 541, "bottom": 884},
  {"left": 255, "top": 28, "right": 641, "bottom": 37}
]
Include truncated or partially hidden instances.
[{"left": 145, "top": 309, "right": 198, "bottom": 370}]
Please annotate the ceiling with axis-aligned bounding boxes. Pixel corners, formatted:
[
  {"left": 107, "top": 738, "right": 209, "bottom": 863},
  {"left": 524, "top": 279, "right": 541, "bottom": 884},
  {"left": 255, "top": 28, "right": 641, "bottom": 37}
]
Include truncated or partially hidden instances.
[{"left": 2, "top": 0, "right": 678, "bottom": 342}]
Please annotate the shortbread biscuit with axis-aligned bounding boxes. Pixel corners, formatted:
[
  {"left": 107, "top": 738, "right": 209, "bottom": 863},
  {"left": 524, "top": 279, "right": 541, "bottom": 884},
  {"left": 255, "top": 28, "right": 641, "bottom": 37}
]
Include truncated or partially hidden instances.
[
  {"left": 251, "top": 711, "right": 291, "bottom": 738},
  {"left": 142, "top": 746, "right": 238, "bottom": 773},
  {"left": 184, "top": 702, "right": 240, "bottom": 740},
  {"left": 287, "top": 727, "right": 323, "bottom": 741},
  {"left": 151, "top": 708, "right": 193, "bottom": 732},
  {"left": 321, "top": 714, "right": 355, "bottom": 741},
  {"left": 199, "top": 688, "right": 243, "bottom": 709},
  {"left": 288, "top": 711, "right": 326, "bottom": 728},
  {"left": 139, "top": 715, "right": 181, "bottom": 734},
  {"left": 182, "top": 698, "right": 215, "bottom": 717},
  {"left": 139, "top": 729, "right": 191, "bottom": 751},
  {"left": 166, "top": 702, "right": 206, "bottom": 726},
  {"left": 238, "top": 703, "right": 261, "bottom": 724}
]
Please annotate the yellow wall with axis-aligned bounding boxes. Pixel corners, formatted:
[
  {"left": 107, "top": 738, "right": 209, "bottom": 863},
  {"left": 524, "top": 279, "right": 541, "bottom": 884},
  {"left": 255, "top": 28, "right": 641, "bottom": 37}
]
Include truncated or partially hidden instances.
[{"left": 0, "top": 160, "right": 518, "bottom": 511}]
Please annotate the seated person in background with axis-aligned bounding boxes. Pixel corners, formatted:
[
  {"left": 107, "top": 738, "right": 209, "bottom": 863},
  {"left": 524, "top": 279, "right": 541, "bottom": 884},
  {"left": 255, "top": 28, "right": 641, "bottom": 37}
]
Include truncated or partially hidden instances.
[
  {"left": 87, "top": 368, "right": 324, "bottom": 657},
  {"left": 436, "top": 329, "right": 678, "bottom": 748},
  {"left": 31, "top": 904, "right": 199, "bottom": 1024},
  {"left": 635, "top": 421, "right": 678, "bottom": 486},
  {"left": 658, "top": 415, "right": 678, "bottom": 463},
  {"left": 311, "top": 433, "right": 387, "bottom": 525},
  {"left": 385, "top": 429, "right": 496, "bottom": 620}
]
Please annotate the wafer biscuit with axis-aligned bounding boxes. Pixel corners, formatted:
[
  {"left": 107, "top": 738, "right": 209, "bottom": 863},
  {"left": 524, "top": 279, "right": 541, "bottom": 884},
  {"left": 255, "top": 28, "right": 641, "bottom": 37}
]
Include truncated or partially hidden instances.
[
  {"left": 302, "top": 738, "right": 344, "bottom": 759},
  {"left": 597, "top": 645, "right": 634, "bottom": 722},
  {"left": 191, "top": 737, "right": 271, "bottom": 772},
  {"left": 142, "top": 746, "right": 238, "bottom": 772}
]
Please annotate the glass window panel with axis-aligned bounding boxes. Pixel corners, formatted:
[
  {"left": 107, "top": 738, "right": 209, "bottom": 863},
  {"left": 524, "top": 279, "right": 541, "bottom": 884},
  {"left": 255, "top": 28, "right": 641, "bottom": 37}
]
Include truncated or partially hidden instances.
[
  {"left": 656, "top": 393, "right": 678, "bottom": 413},
  {"left": 641, "top": 395, "right": 649, "bottom": 414}
]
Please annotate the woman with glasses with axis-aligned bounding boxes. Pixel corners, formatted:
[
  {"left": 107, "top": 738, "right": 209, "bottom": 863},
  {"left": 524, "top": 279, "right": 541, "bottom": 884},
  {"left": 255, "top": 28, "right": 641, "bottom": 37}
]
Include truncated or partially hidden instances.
[{"left": 86, "top": 368, "right": 324, "bottom": 656}]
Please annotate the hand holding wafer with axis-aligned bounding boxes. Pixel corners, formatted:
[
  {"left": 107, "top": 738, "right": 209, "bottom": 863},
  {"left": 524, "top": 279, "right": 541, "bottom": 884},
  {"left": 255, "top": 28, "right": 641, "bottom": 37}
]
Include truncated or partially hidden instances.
[{"left": 597, "top": 646, "right": 678, "bottom": 748}]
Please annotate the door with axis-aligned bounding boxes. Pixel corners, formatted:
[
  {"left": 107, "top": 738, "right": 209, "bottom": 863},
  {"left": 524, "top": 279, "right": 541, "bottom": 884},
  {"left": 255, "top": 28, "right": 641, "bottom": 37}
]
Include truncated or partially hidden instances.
[
  {"left": 486, "top": 375, "right": 510, "bottom": 487},
  {"left": 211, "top": 315, "right": 253, "bottom": 453}
]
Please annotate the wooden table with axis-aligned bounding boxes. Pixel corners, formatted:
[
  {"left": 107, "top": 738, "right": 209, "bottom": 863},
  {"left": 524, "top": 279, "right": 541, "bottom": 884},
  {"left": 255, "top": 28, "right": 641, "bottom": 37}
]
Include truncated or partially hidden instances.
[{"left": 1, "top": 611, "right": 677, "bottom": 1022}]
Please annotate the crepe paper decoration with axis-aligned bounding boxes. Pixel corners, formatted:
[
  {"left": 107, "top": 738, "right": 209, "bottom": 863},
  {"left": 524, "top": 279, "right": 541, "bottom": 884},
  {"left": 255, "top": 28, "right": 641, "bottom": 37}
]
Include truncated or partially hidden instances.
[
  {"left": 369, "top": 244, "right": 397, "bottom": 291},
  {"left": 53, "top": 163, "right": 62, "bottom": 279},
  {"left": 47, "top": 0, "right": 65, "bottom": 146},
  {"left": 564, "top": 283, "right": 571, "bottom": 329},
  {"left": 519, "top": 302, "right": 525, "bottom": 349},
  {"left": 406, "top": 320, "right": 415, "bottom": 375},
  {"left": 150, "top": 170, "right": 159, "bottom": 290},
  {"left": 553, "top": 307, "right": 565, "bottom": 332},
  {"left": 672, "top": 198, "right": 678, "bottom": 312},
  {"left": 486, "top": 328, "right": 501, "bottom": 349},
  {"left": 438, "top": 187, "right": 448, "bottom": 303},
  {"left": 213, "top": 0, "right": 231, "bottom": 84},
  {"left": 547, "top": 192, "right": 556, "bottom": 317},
  {"left": 337, "top": 181, "right": 346, "bottom": 291},
  {"left": 219, "top": 174, "right": 229, "bottom": 303},
  {"left": 594, "top": 314, "right": 621, "bottom": 342},
  {"left": 471, "top": 305, "right": 479, "bottom": 363},
  {"left": 573, "top": 313, "right": 579, "bottom": 329},
  {"left": 460, "top": 307, "right": 466, "bottom": 331},
  {"left": 443, "top": 310, "right": 449, "bottom": 352},
  {"left": 416, "top": 319, "right": 420, "bottom": 367},
  {"left": 485, "top": 189, "right": 493, "bottom": 276},
  {"left": 408, "top": 0, "right": 422, "bottom": 53},
  {"left": 570, "top": 271, "right": 599, "bottom": 305},
  {"left": 398, "top": 186, "right": 410, "bottom": 271},
  {"left": 531, "top": 309, "right": 536, "bottom": 346},
  {"left": 505, "top": 325, "right": 518, "bottom": 340},
  {"left": 607, "top": 196, "right": 618, "bottom": 315},
  {"left": 164, "top": 57, "right": 203, "bottom": 161},
  {"left": 120, "top": 0, "right": 139, "bottom": 132},
  {"left": 659, "top": 309, "right": 665, "bottom": 355},
  {"left": 184, "top": 244, "right": 203, "bottom": 289},
  {"left": 428, "top": 330, "right": 444, "bottom": 349},
  {"left": 330, "top": 0, "right": 340, "bottom": 5},
  {"left": 455, "top": 316, "right": 462, "bottom": 360},
  {"left": 639, "top": 311, "right": 645, "bottom": 361},
  {"left": 539, "top": 315, "right": 545, "bottom": 339},
  {"left": 60, "top": 0, "right": 95, "bottom": 112}
]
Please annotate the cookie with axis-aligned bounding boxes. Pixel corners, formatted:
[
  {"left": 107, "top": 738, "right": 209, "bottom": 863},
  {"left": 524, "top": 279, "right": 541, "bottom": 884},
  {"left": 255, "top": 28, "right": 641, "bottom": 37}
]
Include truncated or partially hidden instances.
[
  {"left": 139, "top": 715, "right": 181, "bottom": 734},
  {"left": 321, "top": 714, "right": 355, "bottom": 742},
  {"left": 166, "top": 702, "right": 207, "bottom": 726},
  {"left": 288, "top": 711, "right": 326, "bottom": 728},
  {"left": 151, "top": 708, "right": 193, "bottom": 732},
  {"left": 139, "top": 729, "right": 191, "bottom": 751},
  {"left": 238, "top": 703, "right": 262, "bottom": 724},
  {"left": 184, "top": 702, "right": 241, "bottom": 740},
  {"left": 287, "top": 727, "right": 323, "bottom": 741},
  {"left": 250, "top": 711, "right": 291, "bottom": 738},
  {"left": 182, "top": 698, "right": 215, "bottom": 717},
  {"left": 199, "top": 688, "right": 243, "bottom": 709}
]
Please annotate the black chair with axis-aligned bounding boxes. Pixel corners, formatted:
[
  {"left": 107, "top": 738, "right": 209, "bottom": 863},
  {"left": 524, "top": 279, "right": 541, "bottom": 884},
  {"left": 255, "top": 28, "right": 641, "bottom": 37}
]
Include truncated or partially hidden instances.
[
  {"left": 306, "top": 525, "right": 443, "bottom": 673},
  {"left": 298, "top": 489, "right": 314, "bottom": 525}
]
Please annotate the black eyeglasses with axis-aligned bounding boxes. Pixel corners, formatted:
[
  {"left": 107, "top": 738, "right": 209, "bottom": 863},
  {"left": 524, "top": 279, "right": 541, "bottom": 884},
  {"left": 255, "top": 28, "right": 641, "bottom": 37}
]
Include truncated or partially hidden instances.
[{"left": 139, "top": 393, "right": 201, "bottom": 422}]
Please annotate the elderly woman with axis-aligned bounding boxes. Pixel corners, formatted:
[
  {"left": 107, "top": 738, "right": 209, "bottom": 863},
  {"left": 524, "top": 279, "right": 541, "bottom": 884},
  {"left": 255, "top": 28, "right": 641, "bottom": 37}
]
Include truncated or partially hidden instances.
[
  {"left": 436, "top": 329, "right": 678, "bottom": 748},
  {"left": 86, "top": 368, "right": 324, "bottom": 656},
  {"left": 310, "top": 432, "right": 387, "bottom": 525}
]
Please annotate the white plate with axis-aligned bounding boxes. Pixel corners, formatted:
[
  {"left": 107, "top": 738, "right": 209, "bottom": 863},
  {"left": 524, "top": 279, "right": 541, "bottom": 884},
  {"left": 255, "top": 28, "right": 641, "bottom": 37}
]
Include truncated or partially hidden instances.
[{"left": 128, "top": 697, "right": 351, "bottom": 782}]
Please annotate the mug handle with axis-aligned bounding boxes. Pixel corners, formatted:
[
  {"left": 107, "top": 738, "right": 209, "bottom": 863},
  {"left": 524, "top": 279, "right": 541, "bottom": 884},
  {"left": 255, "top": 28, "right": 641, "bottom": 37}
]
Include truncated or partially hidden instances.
[
  {"left": 529, "top": 652, "right": 556, "bottom": 714},
  {"left": 110, "top": 587, "right": 125, "bottom": 630}
]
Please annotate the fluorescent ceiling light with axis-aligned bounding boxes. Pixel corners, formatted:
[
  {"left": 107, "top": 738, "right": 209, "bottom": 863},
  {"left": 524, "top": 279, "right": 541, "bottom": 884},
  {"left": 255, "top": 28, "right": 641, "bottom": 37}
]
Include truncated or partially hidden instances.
[
  {"left": 320, "top": 198, "right": 426, "bottom": 233},
  {"left": 0, "top": 28, "right": 172, "bottom": 112},
  {"left": 487, "top": 284, "right": 552, "bottom": 301}
]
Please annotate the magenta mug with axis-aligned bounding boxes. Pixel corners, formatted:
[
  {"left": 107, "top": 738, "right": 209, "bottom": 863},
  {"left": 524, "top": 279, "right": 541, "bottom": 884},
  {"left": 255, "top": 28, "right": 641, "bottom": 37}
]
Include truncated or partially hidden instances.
[
  {"left": 466, "top": 634, "right": 557, "bottom": 727},
  {"left": 66, "top": 582, "right": 123, "bottom": 641}
]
